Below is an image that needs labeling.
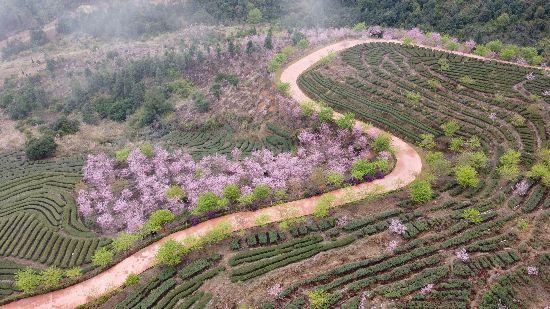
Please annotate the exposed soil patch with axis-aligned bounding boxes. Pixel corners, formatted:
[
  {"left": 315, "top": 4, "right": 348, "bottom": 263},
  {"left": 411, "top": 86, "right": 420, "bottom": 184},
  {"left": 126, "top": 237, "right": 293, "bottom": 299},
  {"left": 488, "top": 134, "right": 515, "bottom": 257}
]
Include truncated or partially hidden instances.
[{"left": 0, "top": 111, "right": 25, "bottom": 152}]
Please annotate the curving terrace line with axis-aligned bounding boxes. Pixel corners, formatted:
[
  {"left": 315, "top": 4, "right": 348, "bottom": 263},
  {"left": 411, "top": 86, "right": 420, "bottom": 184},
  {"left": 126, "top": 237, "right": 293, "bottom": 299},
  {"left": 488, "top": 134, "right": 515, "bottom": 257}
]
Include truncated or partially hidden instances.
[{"left": 2, "top": 39, "right": 422, "bottom": 309}]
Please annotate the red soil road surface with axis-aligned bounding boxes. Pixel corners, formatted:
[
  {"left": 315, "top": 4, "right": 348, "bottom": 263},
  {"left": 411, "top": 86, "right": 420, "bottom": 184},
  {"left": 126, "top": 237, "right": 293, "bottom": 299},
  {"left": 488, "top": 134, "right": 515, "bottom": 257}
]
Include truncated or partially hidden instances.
[{"left": 2, "top": 39, "right": 423, "bottom": 309}]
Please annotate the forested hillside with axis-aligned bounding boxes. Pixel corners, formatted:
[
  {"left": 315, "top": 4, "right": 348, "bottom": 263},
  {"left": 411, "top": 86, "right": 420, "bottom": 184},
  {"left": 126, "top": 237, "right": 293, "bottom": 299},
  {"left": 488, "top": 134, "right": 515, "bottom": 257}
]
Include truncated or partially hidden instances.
[
  {"left": 0, "top": 0, "right": 89, "bottom": 40},
  {"left": 349, "top": 0, "right": 549, "bottom": 47},
  {"left": 3, "top": 0, "right": 548, "bottom": 49}
]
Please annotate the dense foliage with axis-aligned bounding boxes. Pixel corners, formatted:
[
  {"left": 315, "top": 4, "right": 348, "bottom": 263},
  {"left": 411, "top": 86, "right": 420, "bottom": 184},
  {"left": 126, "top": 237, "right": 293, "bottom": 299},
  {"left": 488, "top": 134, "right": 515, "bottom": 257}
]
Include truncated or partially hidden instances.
[
  {"left": 77, "top": 119, "right": 391, "bottom": 232},
  {"left": 346, "top": 0, "right": 549, "bottom": 48},
  {"left": 24, "top": 135, "right": 57, "bottom": 161}
]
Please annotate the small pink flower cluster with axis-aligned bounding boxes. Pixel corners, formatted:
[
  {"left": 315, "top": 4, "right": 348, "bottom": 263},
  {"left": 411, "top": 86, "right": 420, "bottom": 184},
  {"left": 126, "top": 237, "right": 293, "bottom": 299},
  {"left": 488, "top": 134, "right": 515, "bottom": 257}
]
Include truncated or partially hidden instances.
[
  {"left": 387, "top": 240, "right": 399, "bottom": 253},
  {"left": 455, "top": 248, "right": 469, "bottom": 262},
  {"left": 388, "top": 218, "right": 407, "bottom": 236},
  {"left": 527, "top": 266, "right": 538, "bottom": 276},
  {"left": 420, "top": 283, "right": 434, "bottom": 294},
  {"left": 267, "top": 283, "right": 283, "bottom": 297},
  {"left": 513, "top": 179, "right": 529, "bottom": 196}
]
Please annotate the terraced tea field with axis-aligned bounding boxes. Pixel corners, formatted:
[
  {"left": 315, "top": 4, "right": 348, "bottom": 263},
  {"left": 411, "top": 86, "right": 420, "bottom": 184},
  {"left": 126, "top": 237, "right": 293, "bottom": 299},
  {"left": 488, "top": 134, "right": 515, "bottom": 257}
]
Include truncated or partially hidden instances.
[
  {"left": 163, "top": 124, "right": 294, "bottom": 158},
  {"left": 0, "top": 152, "right": 109, "bottom": 297},
  {"left": 300, "top": 43, "right": 548, "bottom": 164},
  {"left": 1, "top": 40, "right": 549, "bottom": 309}
]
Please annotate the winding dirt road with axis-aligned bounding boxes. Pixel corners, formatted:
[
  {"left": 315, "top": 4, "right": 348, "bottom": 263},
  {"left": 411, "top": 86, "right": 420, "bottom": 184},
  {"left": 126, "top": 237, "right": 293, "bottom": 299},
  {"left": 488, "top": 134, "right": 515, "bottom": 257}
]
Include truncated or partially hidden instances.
[{"left": 2, "top": 40, "right": 422, "bottom": 309}]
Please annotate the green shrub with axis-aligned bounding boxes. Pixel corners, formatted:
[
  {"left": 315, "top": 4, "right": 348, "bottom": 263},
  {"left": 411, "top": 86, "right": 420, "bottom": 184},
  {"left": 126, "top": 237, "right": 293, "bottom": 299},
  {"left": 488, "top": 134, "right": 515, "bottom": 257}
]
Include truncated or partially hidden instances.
[
  {"left": 276, "top": 82, "right": 290, "bottom": 96},
  {"left": 458, "top": 151, "right": 488, "bottom": 169},
  {"left": 318, "top": 52, "right": 336, "bottom": 66},
  {"left": 144, "top": 210, "right": 175, "bottom": 233},
  {"left": 51, "top": 116, "right": 79, "bottom": 136},
  {"left": 25, "top": 135, "right": 57, "bottom": 160},
  {"left": 335, "top": 112, "right": 355, "bottom": 129},
  {"left": 92, "top": 247, "right": 114, "bottom": 267},
  {"left": 403, "top": 37, "right": 414, "bottom": 46},
  {"left": 318, "top": 106, "right": 334, "bottom": 123},
  {"left": 427, "top": 79, "right": 441, "bottom": 89},
  {"left": 418, "top": 133, "right": 436, "bottom": 149},
  {"left": 473, "top": 44, "right": 490, "bottom": 56},
  {"left": 112, "top": 232, "right": 141, "bottom": 253},
  {"left": 253, "top": 184, "right": 272, "bottom": 200},
  {"left": 65, "top": 267, "right": 82, "bottom": 279},
  {"left": 238, "top": 193, "right": 257, "bottom": 206},
  {"left": 308, "top": 289, "right": 331, "bottom": 309},
  {"left": 281, "top": 46, "right": 295, "bottom": 58},
  {"left": 445, "top": 41, "right": 459, "bottom": 51},
  {"left": 486, "top": 40, "right": 503, "bottom": 52},
  {"left": 441, "top": 120, "right": 460, "bottom": 137},
  {"left": 462, "top": 208, "right": 482, "bottom": 224},
  {"left": 135, "top": 88, "right": 173, "bottom": 127},
  {"left": 498, "top": 164, "right": 520, "bottom": 181},
  {"left": 314, "top": 195, "right": 335, "bottom": 218},
  {"left": 520, "top": 47, "right": 538, "bottom": 63},
  {"left": 166, "top": 79, "right": 194, "bottom": 98},
  {"left": 300, "top": 101, "right": 316, "bottom": 117},
  {"left": 409, "top": 180, "right": 433, "bottom": 204},
  {"left": 254, "top": 214, "right": 270, "bottom": 226},
  {"left": 466, "top": 136, "right": 481, "bottom": 149},
  {"left": 40, "top": 267, "right": 64, "bottom": 288},
  {"left": 426, "top": 151, "right": 450, "bottom": 175},
  {"left": 201, "top": 221, "right": 232, "bottom": 244},
  {"left": 459, "top": 75, "right": 474, "bottom": 85},
  {"left": 517, "top": 219, "right": 529, "bottom": 231},
  {"left": 491, "top": 94, "right": 506, "bottom": 106},
  {"left": 247, "top": 7, "right": 262, "bottom": 24},
  {"left": 223, "top": 184, "right": 241, "bottom": 202},
  {"left": 194, "top": 192, "right": 224, "bottom": 215},
  {"left": 373, "top": 133, "right": 392, "bottom": 152},
  {"left": 374, "top": 158, "right": 389, "bottom": 172},
  {"left": 155, "top": 239, "right": 185, "bottom": 266},
  {"left": 297, "top": 38, "right": 309, "bottom": 49},
  {"left": 437, "top": 58, "right": 449, "bottom": 71},
  {"left": 455, "top": 165, "right": 479, "bottom": 188},
  {"left": 351, "top": 159, "right": 376, "bottom": 180},
  {"left": 166, "top": 185, "right": 186, "bottom": 201},
  {"left": 139, "top": 143, "right": 154, "bottom": 157},
  {"left": 498, "top": 149, "right": 521, "bottom": 180},
  {"left": 264, "top": 28, "right": 273, "bottom": 49},
  {"left": 352, "top": 22, "right": 366, "bottom": 32},
  {"left": 500, "top": 44, "right": 519, "bottom": 60},
  {"left": 527, "top": 163, "right": 549, "bottom": 187},
  {"left": 405, "top": 91, "right": 421, "bottom": 103},
  {"left": 124, "top": 273, "right": 140, "bottom": 286},
  {"left": 509, "top": 114, "right": 525, "bottom": 127},
  {"left": 15, "top": 267, "right": 41, "bottom": 293},
  {"left": 193, "top": 91, "right": 210, "bottom": 111},
  {"left": 115, "top": 148, "right": 131, "bottom": 163},
  {"left": 449, "top": 137, "right": 463, "bottom": 152},
  {"left": 499, "top": 149, "right": 521, "bottom": 166},
  {"left": 326, "top": 171, "right": 344, "bottom": 187},
  {"left": 268, "top": 53, "right": 286, "bottom": 73}
]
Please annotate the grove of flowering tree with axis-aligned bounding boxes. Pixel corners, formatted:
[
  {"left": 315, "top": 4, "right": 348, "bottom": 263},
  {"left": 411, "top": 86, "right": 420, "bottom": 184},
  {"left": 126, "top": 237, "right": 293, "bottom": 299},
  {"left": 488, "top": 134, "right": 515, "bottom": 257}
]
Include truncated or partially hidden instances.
[{"left": 78, "top": 122, "right": 390, "bottom": 232}]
